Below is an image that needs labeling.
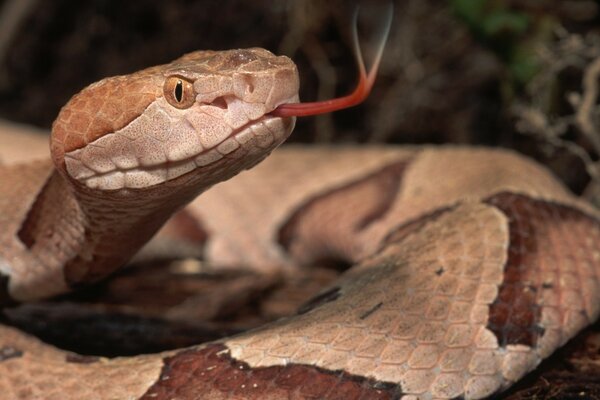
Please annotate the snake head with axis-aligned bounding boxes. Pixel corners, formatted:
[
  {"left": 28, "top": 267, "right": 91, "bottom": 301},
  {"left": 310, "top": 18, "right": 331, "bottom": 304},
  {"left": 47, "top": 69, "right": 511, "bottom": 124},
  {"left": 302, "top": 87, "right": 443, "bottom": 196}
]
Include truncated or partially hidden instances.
[{"left": 50, "top": 48, "right": 298, "bottom": 192}]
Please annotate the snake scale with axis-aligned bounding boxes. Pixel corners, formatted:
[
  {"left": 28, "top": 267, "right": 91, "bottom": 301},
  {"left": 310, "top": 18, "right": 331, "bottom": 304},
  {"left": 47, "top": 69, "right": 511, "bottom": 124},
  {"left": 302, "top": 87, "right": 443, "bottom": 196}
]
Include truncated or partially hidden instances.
[{"left": 1, "top": 18, "right": 600, "bottom": 400}]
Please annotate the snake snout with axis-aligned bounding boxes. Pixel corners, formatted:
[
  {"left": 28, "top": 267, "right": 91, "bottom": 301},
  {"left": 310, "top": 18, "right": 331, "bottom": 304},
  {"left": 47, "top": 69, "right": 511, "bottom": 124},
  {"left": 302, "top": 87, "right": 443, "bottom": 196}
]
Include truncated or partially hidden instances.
[{"left": 232, "top": 68, "right": 298, "bottom": 111}]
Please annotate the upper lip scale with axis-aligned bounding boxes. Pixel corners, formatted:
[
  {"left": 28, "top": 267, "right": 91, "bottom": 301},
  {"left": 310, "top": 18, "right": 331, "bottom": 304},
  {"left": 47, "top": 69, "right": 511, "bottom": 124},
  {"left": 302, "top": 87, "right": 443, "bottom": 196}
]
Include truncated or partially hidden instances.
[{"left": 81, "top": 114, "right": 276, "bottom": 182}]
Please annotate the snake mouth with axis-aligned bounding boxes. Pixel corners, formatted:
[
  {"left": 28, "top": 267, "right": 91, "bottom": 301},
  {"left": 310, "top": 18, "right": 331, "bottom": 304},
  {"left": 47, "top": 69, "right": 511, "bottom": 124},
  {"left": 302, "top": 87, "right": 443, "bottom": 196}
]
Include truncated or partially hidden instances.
[{"left": 77, "top": 115, "right": 286, "bottom": 191}]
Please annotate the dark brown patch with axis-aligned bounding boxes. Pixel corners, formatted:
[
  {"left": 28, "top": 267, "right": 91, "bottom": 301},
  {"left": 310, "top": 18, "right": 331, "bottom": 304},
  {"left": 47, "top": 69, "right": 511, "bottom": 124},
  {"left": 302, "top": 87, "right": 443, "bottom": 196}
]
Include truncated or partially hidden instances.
[
  {"left": 297, "top": 286, "right": 341, "bottom": 315},
  {"left": 353, "top": 162, "right": 409, "bottom": 231},
  {"left": 140, "top": 344, "right": 402, "bottom": 400},
  {"left": 17, "top": 172, "right": 56, "bottom": 249},
  {"left": 161, "top": 209, "right": 208, "bottom": 246},
  {"left": 360, "top": 302, "right": 383, "bottom": 320},
  {"left": 0, "top": 273, "right": 15, "bottom": 306},
  {"left": 5, "top": 302, "right": 234, "bottom": 357},
  {"left": 485, "top": 193, "right": 543, "bottom": 347},
  {"left": 0, "top": 346, "right": 23, "bottom": 361},
  {"left": 381, "top": 206, "right": 454, "bottom": 247},
  {"left": 17, "top": 171, "right": 83, "bottom": 255},
  {"left": 278, "top": 160, "right": 409, "bottom": 263},
  {"left": 280, "top": 160, "right": 409, "bottom": 249},
  {"left": 485, "top": 192, "right": 600, "bottom": 348},
  {"left": 17, "top": 179, "right": 50, "bottom": 249},
  {"left": 65, "top": 354, "right": 100, "bottom": 364},
  {"left": 17, "top": 172, "right": 96, "bottom": 288}
]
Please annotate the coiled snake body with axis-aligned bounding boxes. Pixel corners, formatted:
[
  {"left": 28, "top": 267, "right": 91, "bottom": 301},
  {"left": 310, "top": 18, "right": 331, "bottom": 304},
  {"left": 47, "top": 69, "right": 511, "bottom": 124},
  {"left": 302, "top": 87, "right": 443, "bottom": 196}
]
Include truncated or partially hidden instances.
[{"left": 0, "top": 47, "right": 599, "bottom": 400}]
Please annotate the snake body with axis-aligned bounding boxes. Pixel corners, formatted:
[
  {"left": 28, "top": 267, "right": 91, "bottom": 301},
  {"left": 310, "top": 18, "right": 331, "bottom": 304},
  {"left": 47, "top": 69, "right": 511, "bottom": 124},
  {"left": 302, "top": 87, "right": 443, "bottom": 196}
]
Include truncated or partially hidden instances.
[{"left": 0, "top": 48, "right": 599, "bottom": 400}]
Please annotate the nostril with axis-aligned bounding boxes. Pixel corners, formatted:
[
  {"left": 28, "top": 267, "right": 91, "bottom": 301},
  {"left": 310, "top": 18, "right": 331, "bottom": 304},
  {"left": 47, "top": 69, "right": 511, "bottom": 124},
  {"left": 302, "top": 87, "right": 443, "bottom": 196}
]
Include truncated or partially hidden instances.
[
  {"left": 242, "top": 75, "right": 254, "bottom": 94},
  {"left": 212, "top": 96, "right": 228, "bottom": 110},
  {"left": 233, "top": 74, "right": 259, "bottom": 100}
]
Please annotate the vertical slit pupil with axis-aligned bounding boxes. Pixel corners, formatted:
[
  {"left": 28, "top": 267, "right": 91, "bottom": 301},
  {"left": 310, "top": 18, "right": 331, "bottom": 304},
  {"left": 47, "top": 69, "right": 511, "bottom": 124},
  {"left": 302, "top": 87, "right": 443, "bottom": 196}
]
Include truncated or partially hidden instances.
[{"left": 175, "top": 80, "right": 183, "bottom": 102}]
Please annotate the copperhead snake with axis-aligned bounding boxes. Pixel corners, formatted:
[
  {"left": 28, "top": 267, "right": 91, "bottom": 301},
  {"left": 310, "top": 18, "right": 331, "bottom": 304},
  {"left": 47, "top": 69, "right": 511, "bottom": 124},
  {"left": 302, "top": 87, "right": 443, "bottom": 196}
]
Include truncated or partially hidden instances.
[{"left": 1, "top": 13, "right": 600, "bottom": 400}]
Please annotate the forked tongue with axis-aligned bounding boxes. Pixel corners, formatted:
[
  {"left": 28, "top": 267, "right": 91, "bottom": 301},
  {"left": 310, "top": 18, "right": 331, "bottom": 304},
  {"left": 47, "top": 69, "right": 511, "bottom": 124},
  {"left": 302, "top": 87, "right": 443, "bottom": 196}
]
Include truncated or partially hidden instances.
[{"left": 271, "top": 5, "right": 393, "bottom": 118}]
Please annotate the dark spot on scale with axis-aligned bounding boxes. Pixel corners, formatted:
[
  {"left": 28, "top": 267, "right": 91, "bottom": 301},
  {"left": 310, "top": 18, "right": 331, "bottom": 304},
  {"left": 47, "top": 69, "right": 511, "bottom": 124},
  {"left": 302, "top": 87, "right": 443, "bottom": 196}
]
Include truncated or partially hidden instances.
[
  {"left": 542, "top": 282, "right": 553, "bottom": 289},
  {"left": 66, "top": 354, "right": 100, "bottom": 364},
  {"left": 435, "top": 267, "right": 445, "bottom": 276},
  {"left": 360, "top": 302, "right": 383, "bottom": 320},
  {"left": 297, "top": 287, "right": 341, "bottom": 315},
  {"left": 533, "top": 325, "right": 546, "bottom": 337},
  {"left": 0, "top": 346, "right": 23, "bottom": 361}
]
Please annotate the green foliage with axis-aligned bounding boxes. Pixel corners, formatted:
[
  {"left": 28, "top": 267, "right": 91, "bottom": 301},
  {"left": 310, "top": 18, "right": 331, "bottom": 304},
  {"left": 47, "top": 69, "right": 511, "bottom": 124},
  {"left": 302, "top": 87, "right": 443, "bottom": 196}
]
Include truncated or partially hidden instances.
[
  {"left": 453, "top": 0, "right": 529, "bottom": 37},
  {"left": 451, "top": 0, "right": 551, "bottom": 87}
]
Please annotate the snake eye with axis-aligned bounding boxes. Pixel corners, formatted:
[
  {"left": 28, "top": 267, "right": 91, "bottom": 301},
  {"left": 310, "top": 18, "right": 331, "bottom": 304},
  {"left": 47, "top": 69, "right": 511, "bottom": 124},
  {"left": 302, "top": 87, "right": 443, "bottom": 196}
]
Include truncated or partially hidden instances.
[{"left": 164, "top": 76, "right": 195, "bottom": 109}]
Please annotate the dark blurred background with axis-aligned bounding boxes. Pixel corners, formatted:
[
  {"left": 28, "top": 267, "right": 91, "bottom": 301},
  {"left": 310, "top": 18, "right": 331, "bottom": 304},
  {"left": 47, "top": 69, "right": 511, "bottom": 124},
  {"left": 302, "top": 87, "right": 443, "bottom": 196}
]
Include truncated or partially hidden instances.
[{"left": 0, "top": 0, "right": 599, "bottom": 195}]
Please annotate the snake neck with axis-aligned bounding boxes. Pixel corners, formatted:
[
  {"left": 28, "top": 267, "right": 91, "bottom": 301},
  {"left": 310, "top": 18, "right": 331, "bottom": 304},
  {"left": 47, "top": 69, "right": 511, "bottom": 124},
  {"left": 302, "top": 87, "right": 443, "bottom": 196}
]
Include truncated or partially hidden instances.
[
  {"left": 21, "top": 167, "right": 205, "bottom": 289},
  {"left": 16, "top": 169, "right": 84, "bottom": 285},
  {"left": 64, "top": 176, "right": 207, "bottom": 286}
]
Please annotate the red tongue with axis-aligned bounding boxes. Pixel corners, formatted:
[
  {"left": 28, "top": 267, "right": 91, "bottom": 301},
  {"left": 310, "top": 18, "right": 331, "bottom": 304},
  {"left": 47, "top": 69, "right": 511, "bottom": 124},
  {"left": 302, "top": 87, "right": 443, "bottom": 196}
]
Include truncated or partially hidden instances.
[{"left": 271, "top": 5, "right": 393, "bottom": 118}]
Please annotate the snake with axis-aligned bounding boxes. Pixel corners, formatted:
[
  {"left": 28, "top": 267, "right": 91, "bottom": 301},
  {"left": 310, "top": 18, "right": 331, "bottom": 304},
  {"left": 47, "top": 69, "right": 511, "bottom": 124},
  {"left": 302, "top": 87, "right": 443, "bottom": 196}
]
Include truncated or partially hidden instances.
[{"left": 1, "top": 11, "right": 600, "bottom": 400}]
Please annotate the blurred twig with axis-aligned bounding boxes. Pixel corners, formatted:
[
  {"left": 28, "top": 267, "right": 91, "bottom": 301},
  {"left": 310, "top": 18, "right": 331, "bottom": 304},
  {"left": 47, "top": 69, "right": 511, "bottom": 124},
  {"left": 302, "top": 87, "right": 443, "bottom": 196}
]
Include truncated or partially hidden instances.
[
  {"left": 513, "top": 29, "right": 600, "bottom": 207},
  {"left": 576, "top": 57, "right": 600, "bottom": 153},
  {"left": 278, "top": 1, "right": 337, "bottom": 142}
]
